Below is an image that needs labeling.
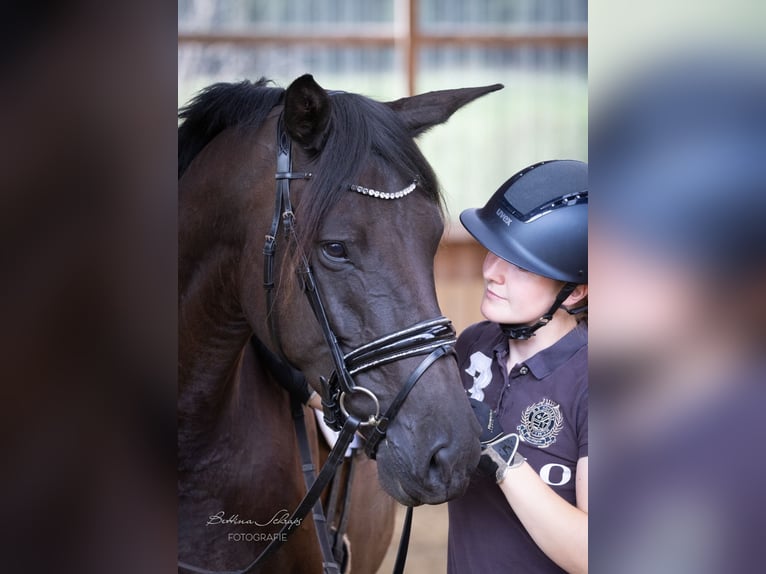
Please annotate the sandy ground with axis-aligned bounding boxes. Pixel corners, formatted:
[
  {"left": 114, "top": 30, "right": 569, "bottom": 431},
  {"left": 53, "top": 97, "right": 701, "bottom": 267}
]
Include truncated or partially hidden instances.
[{"left": 376, "top": 503, "right": 450, "bottom": 574}]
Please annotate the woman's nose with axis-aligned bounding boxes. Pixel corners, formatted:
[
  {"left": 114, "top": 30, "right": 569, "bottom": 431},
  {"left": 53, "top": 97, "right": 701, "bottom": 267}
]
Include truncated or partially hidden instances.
[{"left": 483, "top": 252, "right": 504, "bottom": 283}]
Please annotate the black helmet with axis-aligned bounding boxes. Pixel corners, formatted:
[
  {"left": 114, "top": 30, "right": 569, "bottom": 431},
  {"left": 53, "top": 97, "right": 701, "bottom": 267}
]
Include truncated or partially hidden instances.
[{"left": 460, "top": 160, "right": 588, "bottom": 284}]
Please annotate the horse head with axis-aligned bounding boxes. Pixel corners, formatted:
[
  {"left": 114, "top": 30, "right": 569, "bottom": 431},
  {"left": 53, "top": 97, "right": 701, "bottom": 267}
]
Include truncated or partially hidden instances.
[
  {"left": 179, "top": 75, "right": 502, "bottom": 511},
  {"left": 245, "top": 75, "right": 500, "bottom": 504}
]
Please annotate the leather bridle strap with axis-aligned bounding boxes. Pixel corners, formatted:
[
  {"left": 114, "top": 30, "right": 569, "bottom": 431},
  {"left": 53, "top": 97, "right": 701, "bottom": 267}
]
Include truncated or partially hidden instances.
[
  {"left": 363, "top": 345, "right": 453, "bottom": 458},
  {"left": 299, "top": 261, "right": 358, "bottom": 399},
  {"left": 291, "top": 398, "right": 342, "bottom": 574},
  {"left": 328, "top": 452, "right": 357, "bottom": 567},
  {"left": 392, "top": 506, "right": 414, "bottom": 574},
  {"left": 345, "top": 317, "right": 456, "bottom": 375},
  {"left": 263, "top": 114, "right": 312, "bottom": 355}
]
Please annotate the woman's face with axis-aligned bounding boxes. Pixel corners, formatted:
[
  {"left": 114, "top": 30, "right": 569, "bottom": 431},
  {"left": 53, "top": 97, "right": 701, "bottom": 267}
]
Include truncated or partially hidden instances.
[{"left": 480, "top": 251, "right": 563, "bottom": 324}]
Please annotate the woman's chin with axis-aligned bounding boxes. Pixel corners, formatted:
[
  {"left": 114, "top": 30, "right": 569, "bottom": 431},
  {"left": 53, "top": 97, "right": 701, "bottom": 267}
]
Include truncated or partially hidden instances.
[{"left": 480, "top": 298, "right": 510, "bottom": 324}]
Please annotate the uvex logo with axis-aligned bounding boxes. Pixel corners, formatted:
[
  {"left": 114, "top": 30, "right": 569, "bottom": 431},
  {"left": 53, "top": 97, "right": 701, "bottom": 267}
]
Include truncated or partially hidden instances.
[{"left": 496, "top": 208, "right": 512, "bottom": 226}]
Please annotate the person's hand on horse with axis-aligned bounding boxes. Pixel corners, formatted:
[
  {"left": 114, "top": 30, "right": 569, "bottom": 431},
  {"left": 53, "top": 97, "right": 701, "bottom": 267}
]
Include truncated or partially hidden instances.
[
  {"left": 251, "top": 336, "right": 317, "bottom": 406},
  {"left": 469, "top": 398, "right": 526, "bottom": 483}
]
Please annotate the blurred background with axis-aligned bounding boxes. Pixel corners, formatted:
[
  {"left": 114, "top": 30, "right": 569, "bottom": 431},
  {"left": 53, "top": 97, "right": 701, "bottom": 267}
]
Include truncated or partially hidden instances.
[
  {"left": 589, "top": 1, "right": 766, "bottom": 573},
  {"left": 178, "top": 3, "right": 586, "bottom": 571},
  {"left": 178, "top": 0, "right": 588, "bottom": 334}
]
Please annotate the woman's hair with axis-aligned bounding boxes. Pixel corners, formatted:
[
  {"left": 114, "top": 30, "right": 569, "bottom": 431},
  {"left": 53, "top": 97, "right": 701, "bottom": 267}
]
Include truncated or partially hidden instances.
[
  {"left": 575, "top": 298, "right": 588, "bottom": 325},
  {"left": 562, "top": 283, "right": 587, "bottom": 325}
]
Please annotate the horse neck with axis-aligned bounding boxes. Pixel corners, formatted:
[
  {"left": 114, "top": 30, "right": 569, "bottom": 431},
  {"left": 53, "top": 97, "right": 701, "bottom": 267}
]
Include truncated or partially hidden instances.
[
  {"left": 178, "top": 121, "right": 279, "bottom": 450},
  {"left": 178, "top": 246, "right": 251, "bottom": 458}
]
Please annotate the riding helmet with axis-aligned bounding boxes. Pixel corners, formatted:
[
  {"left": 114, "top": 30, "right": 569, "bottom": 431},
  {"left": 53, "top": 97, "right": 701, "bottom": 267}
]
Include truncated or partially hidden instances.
[{"left": 460, "top": 160, "right": 588, "bottom": 284}]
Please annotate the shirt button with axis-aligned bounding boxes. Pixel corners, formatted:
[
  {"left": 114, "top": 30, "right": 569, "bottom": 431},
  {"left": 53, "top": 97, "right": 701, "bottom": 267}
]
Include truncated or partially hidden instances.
[{"left": 519, "top": 366, "right": 529, "bottom": 375}]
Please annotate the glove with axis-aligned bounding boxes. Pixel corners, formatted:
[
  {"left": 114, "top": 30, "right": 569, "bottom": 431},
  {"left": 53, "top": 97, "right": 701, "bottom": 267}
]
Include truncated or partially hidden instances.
[
  {"left": 470, "top": 397, "right": 504, "bottom": 444},
  {"left": 251, "top": 336, "right": 313, "bottom": 405},
  {"left": 470, "top": 398, "right": 526, "bottom": 483}
]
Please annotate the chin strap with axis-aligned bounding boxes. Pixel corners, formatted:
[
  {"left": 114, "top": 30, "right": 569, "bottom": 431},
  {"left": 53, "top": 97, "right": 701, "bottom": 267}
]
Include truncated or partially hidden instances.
[{"left": 500, "top": 282, "right": 579, "bottom": 340}]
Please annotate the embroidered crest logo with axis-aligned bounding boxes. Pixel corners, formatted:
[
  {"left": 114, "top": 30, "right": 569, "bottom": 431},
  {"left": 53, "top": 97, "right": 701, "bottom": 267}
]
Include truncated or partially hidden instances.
[
  {"left": 517, "top": 398, "right": 563, "bottom": 448},
  {"left": 465, "top": 351, "right": 493, "bottom": 401}
]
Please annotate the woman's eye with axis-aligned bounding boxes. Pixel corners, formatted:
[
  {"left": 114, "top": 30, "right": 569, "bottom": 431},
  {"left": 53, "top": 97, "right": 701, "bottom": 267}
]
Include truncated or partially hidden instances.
[{"left": 322, "top": 242, "right": 348, "bottom": 261}]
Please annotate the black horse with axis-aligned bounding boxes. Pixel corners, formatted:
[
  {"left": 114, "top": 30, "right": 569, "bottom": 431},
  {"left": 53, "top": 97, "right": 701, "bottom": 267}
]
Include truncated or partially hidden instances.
[{"left": 178, "top": 74, "right": 501, "bottom": 572}]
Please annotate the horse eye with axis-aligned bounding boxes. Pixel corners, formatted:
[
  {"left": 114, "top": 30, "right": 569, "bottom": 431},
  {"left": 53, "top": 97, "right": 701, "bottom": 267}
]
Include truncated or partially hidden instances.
[{"left": 322, "top": 242, "right": 348, "bottom": 261}]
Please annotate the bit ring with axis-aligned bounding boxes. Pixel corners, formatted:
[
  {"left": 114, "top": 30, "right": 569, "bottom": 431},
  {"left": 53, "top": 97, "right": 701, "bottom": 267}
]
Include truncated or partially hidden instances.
[{"left": 339, "top": 386, "right": 380, "bottom": 427}]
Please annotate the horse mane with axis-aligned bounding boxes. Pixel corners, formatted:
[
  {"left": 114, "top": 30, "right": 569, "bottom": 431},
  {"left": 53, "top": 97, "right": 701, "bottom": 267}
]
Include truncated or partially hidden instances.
[
  {"left": 178, "top": 78, "right": 285, "bottom": 179},
  {"left": 178, "top": 77, "right": 444, "bottom": 261}
]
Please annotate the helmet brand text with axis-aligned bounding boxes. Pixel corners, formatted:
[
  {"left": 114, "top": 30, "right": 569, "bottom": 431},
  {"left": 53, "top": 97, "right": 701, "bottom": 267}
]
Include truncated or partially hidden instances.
[{"left": 496, "top": 208, "right": 512, "bottom": 226}]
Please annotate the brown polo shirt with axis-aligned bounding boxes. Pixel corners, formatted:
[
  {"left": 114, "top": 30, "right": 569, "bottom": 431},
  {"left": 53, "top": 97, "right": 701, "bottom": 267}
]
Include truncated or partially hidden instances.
[{"left": 448, "top": 321, "right": 588, "bottom": 573}]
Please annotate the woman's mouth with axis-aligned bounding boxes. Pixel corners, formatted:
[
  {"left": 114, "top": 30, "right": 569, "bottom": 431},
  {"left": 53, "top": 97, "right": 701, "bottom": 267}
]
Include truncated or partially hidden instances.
[{"left": 485, "top": 287, "right": 505, "bottom": 301}]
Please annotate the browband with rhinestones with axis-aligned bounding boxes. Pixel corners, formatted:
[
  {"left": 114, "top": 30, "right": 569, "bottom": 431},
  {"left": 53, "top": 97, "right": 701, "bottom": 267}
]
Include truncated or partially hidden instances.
[{"left": 348, "top": 177, "right": 418, "bottom": 200}]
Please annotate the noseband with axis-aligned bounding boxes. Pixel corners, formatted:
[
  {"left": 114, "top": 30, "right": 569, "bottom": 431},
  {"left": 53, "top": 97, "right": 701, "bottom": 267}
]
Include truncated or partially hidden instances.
[{"left": 264, "top": 114, "right": 456, "bottom": 458}]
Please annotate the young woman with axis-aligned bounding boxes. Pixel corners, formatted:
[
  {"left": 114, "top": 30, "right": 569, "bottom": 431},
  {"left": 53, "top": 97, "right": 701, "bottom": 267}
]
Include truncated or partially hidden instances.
[{"left": 448, "top": 160, "right": 588, "bottom": 574}]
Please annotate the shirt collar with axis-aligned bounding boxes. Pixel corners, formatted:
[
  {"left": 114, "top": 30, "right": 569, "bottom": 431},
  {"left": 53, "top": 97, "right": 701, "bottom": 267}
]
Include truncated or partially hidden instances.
[{"left": 490, "top": 322, "right": 588, "bottom": 380}]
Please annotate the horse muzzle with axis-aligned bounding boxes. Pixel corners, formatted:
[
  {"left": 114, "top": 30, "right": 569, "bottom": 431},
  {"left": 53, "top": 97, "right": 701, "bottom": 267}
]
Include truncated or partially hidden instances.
[{"left": 374, "top": 419, "right": 481, "bottom": 505}]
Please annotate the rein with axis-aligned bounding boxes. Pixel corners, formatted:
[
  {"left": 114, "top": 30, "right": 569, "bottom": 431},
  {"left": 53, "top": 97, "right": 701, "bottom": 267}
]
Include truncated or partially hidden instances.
[{"left": 179, "top": 113, "right": 456, "bottom": 574}]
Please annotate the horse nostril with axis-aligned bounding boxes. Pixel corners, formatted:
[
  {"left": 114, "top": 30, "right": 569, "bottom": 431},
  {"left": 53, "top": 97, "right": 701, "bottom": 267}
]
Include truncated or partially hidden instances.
[{"left": 427, "top": 444, "right": 452, "bottom": 482}]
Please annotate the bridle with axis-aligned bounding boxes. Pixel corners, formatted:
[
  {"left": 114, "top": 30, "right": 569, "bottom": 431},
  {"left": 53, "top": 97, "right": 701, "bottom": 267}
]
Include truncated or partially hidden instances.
[
  {"left": 179, "top": 111, "right": 457, "bottom": 574},
  {"left": 264, "top": 113, "right": 457, "bottom": 458}
]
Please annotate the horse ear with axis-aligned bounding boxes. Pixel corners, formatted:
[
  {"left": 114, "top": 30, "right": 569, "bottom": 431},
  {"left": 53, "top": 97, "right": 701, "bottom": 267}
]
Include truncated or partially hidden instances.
[
  {"left": 385, "top": 84, "right": 504, "bottom": 137},
  {"left": 283, "top": 74, "right": 331, "bottom": 152}
]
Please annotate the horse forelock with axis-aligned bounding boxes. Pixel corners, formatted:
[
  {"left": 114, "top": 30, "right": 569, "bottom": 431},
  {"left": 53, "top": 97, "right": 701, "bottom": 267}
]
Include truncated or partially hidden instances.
[{"left": 290, "top": 91, "right": 444, "bottom": 262}]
